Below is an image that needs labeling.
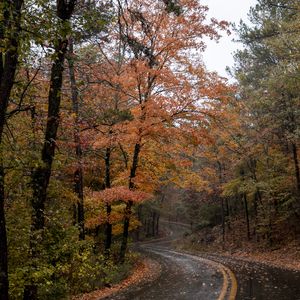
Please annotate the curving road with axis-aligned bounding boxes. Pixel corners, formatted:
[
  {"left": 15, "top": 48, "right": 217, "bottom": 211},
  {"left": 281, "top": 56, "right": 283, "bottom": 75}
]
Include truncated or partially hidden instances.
[
  {"left": 105, "top": 222, "right": 237, "bottom": 300},
  {"left": 131, "top": 246, "right": 237, "bottom": 300},
  {"left": 104, "top": 221, "right": 300, "bottom": 300}
]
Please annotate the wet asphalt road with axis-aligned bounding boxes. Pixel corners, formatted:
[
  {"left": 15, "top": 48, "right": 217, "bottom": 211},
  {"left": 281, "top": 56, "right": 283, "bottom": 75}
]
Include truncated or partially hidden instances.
[
  {"left": 106, "top": 244, "right": 228, "bottom": 300},
  {"left": 105, "top": 222, "right": 235, "bottom": 300},
  {"left": 105, "top": 221, "right": 300, "bottom": 300},
  {"left": 199, "top": 253, "right": 300, "bottom": 300},
  {"left": 123, "top": 246, "right": 225, "bottom": 300},
  {"left": 144, "top": 222, "right": 300, "bottom": 300}
]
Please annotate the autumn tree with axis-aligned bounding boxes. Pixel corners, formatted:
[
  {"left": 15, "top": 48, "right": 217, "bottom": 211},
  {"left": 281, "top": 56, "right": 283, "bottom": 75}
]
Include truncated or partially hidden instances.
[
  {"left": 83, "top": 0, "right": 230, "bottom": 262},
  {"left": 66, "top": 0, "right": 113, "bottom": 240},
  {"left": 230, "top": 0, "right": 300, "bottom": 240},
  {"left": 191, "top": 0, "right": 300, "bottom": 248},
  {"left": 233, "top": 0, "right": 300, "bottom": 198},
  {"left": 24, "top": 1, "right": 77, "bottom": 298},
  {"left": 0, "top": 1, "right": 24, "bottom": 299}
]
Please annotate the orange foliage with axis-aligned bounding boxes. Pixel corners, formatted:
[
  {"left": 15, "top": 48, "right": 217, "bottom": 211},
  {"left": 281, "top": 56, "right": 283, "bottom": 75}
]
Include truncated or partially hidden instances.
[
  {"left": 67, "top": 0, "right": 233, "bottom": 204},
  {"left": 91, "top": 186, "right": 151, "bottom": 204}
]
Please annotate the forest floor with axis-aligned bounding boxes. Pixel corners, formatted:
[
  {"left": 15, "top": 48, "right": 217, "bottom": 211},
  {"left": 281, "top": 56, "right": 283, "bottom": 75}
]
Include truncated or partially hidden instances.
[{"left": 180, "top": 224, "right": 300, "bottom": 272}]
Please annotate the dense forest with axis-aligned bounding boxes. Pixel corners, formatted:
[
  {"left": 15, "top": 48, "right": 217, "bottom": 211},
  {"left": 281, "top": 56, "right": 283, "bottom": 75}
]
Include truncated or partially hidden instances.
[{"left": 0, "top": 0, "right": 299, "bottom": 299}]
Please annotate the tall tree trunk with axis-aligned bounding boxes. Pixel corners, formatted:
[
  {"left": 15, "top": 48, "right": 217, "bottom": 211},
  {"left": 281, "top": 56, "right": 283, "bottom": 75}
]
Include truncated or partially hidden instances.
[
  {"left": 225, "top": 198, "right": 231, "bottom": 230},
  {"left": 146, "top": 217, "right": 151, "bottom": 236},
  {"left": 26, "top": 37, "right": 68, "bottom": 300},
  {"left": 243, "top": 193, "right": 251, "bottom": 240},
  {"left": 104, "top": 147, "right": 112, "bottom": 255},
  {"left": 253, "top": 191, "right": 258, "bottom": 237},
  {"left": 267, "top": 205, "right": 273, "bottom": 247},
  {"left": 26, "top": 2, "right": 76, "bottom": 298},
  {"left": 105, "top": 203, "right": 112, "bottom": 253},
  {"left": 67, "top": 38, "right": 85, "bottom": 240},
  {"left": 136, "top": 204, "right": 142, "bottom": 241},
  {"left": 119, "top": 200, "right": 133, "bottom": 262},
  {"left": 292, "top": 143, "right": 300, "bottom": 198},
  {"left": 152, "top": 211, "right": 156, "bottom": 236},
  {"left": 119, "top": 143, "right": 140, "bottom": 263},
  {"left": 30, "top": 0, "right": 76, "bottom": 234},
  {"left": 0, "top": 163, "right": 8, "bottom": 300},
  {"left": 156, "top": 212, "right": 159, "bottom": 236},
  {"left": 221, "top": 197, "right": 225, "bottom": 245},
  {"left": 31, "top": 37, "right": 69, "bottom": 231},
  {"left": 0, "top": 1, "right": 23, "bottom": 298},
  {"left": 217, "top": 161, "right": 225, "bottom": 244}
]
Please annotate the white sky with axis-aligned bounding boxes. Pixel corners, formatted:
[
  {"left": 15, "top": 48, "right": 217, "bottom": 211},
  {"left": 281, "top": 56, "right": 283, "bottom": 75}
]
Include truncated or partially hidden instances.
[{"left": 201, "top": 0, "right": 257, "bottom": 78}]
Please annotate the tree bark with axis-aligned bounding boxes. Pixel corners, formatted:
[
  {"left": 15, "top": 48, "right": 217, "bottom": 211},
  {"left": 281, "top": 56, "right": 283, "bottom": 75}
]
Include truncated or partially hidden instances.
[
  {"left": 292, "top": 143, "right": 300, "bottom": 197},
  {"left": 152, "top": 211, "right": 156, "bottom": 236},
  {"left": 26, "top": 1, "right": 76, "bottom": 298},
  {"left": 136, "top": 205, "right": 142, "bottom": 241},
  {"left": 30, "top": 0, "right": 76, "bottom": 233},
  {"left": 253, "top": 191, "right": 258, "bottom": 237},
  {"left": 0, "top": 1, "right": 23, "bottom": 298},
  {"left": 119, "top": 142, "right": 140, "bottom": 263},
  {"left": 243, "top": 193, "right": 251, "bottom": 240},
  {"left": 156, "top": 213, "right": 160, "bottom": 236},
  {"left": 31, "top": 37, "right": 69, "bottom": 231},
  {"left": 217, "top": 161, "right": 225, "bottom": 245},
  {"left": 119, "top": 200, "right": 132, "bottom": 262},
  {"left": 27, "top": 35, "right": 68, "bottom": 300},
  {"left": 67, "top": 38, "right": 85, "bottom": 240},
  {"left": 221, "top": 197, "right": 225, "bottom": 244},
  {"left": 0, "top": 163, "right": 8, "bottom": 300},
  {"left": 104, "top": 147, "right": 112, "bottom": 255},
  {"left": 225, "top": 198, "right": 231, "bottom": 230}
]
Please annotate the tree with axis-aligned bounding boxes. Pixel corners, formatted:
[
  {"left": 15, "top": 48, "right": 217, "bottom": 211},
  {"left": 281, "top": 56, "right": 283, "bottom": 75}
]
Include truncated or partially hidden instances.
[
  {"left": 233, "top": 0, "right": 300, "bottom": 204},
  {"left": 66, "top": 0, "right": 113, "bottom": 240},
  {"left": 67, "top": 39, "right": 85, "bottom": 240},
  {"left": 90, "top": 0, "right": 230, "bottom": 262},
  {"left": 0, "top": 1, "right": 24, "bottom": 299},
  {"left": 25, "top": 1, "right": 77, "bottom": 299},
  {"left": 200, "top": 0, "right": 300, "bottom": 246},
  {"left": 0, "top": 0, "right": 233, "bottom": 296}
]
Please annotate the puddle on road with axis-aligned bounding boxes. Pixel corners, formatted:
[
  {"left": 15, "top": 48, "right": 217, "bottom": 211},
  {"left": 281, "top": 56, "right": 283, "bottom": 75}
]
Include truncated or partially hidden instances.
[{"left": 232, "top": 263, "right": 300, "bottom": 300}]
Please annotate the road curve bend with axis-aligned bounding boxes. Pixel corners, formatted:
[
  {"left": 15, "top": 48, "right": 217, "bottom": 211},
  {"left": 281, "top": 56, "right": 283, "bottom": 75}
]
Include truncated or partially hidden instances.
[
  {"left": 105, "top": 221, "right": 237, "bottom": 300},
  {"left": 137, "top": 245, "right": 237, "bottom": 300}
]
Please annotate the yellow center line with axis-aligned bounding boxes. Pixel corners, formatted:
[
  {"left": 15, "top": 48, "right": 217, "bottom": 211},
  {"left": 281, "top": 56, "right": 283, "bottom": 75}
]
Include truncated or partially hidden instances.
[
  {"left": 160, "top": 249, "right": 237, "bottom": 300},
  {"left": 225, "top": 265, "right": 238, "bottom": 300},
  {"left": 217, "top": 266, "right": 228, "bottom": 300},
  {"left": 215, "top": 264, "right": 237, "bottom": 300}
]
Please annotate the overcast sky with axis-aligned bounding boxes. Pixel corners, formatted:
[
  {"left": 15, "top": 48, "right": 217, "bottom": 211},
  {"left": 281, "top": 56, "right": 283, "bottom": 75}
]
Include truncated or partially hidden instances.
[{"left": 201, "top": 0, "right": 257, "bottom": 78}]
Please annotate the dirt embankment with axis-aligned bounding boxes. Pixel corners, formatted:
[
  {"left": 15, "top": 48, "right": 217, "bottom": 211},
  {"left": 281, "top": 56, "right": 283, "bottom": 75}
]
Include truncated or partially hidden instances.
[{"left": 181, "top": 225, "right": 300, "bottom": 272}]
